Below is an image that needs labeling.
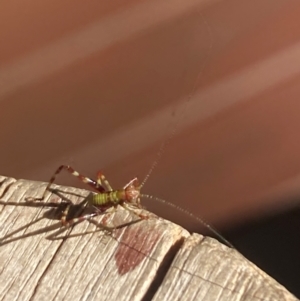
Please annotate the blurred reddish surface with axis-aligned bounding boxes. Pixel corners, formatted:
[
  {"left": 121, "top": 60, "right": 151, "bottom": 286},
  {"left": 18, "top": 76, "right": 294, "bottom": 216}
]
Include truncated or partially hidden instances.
[{"left": 1, "top": 0, "right": 300, "bottom": 231}]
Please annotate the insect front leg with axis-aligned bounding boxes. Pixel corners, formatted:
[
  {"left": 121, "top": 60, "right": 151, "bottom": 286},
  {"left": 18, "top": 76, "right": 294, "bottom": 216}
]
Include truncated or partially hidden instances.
[
  {"left": 87, "top": 206, "right": 143, "bottom": 234},
  {"left": 121, "top": 203, "right": 150, "bottom": 220},
  {"left": 123, "top": 177, "right": 138, "bottom": 189}
]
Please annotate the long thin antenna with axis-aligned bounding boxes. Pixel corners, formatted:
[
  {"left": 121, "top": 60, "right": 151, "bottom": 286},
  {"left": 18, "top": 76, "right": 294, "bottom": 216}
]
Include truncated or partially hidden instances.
[
  {"left": 140, "top": 15, "right": 231, "bottom": 247},
  {"left": 141, "top": 193, "right": 234, "bottom": 248},
  {"left": 140, "top": 14, "right": 213, "bottom": 188}
]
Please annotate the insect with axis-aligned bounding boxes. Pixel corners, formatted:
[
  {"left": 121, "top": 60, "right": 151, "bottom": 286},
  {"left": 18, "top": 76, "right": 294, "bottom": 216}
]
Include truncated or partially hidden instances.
[
  {"left": 1, "top": 16, "right": 232, "bottom": 247},
  {"left": 25, "top": 165, "right": 150, "bottom": 232},
  {"left": 4, "top": 46, "right": 236, "bottom": 247},
  {"left": 23, "top": 163, "right": 233, "bottom": 247}
]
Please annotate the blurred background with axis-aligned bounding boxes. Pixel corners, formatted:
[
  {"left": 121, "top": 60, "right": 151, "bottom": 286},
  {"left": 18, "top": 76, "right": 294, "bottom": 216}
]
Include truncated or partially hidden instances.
[{"left": 0, "top": 0, "right": 299, "bottom": 297}]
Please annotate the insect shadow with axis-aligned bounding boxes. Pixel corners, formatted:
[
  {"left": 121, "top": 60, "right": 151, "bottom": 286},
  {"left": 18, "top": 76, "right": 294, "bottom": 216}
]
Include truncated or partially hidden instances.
[{"left": 0, "top": 189, "right": 142, "bottom": 246}]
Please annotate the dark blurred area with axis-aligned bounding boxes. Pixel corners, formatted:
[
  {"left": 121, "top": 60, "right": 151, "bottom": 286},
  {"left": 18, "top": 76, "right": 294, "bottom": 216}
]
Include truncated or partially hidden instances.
[
  {"left": 1, "top": 0, "right": 300, "bottom": 297},
  {"left": 224, "top": 205, "right": 300, "bottom": 298}
]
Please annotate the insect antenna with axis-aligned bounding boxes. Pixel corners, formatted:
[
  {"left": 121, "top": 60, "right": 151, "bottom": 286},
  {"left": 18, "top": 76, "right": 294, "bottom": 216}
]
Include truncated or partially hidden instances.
[
  {"left": 138, "top": 15, "right": 233, "bottom": 247},
  {"left": 140, "top": 133, "right": 170, "bottom": 189},
  {"left": 140, "top": 14, "right": 213, "bottom": 189},
  {"left": 141, "top": 193, "right": 234, "bottom": 248}
]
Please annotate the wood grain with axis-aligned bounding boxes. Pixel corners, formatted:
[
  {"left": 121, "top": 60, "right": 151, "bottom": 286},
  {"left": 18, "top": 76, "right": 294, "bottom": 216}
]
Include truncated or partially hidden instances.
[
  {"left": 152, "top": 234, "right": 298, "bottom": 301},
  {"left": 0, "top": 176, "right": 298, "bottom": 301}
]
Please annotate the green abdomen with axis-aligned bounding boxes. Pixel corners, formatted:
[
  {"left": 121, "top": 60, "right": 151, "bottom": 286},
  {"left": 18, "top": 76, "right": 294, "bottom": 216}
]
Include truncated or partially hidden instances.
[{"left": 92, "top": 190, "right": 125, "bottom": 206}]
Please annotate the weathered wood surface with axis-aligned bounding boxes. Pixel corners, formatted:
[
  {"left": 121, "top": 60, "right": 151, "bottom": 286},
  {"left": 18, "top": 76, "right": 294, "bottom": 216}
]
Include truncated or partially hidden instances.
[
  {"left": 0, "top": 175, "right": 298, "bottom": 301},
  {"left": 152, "top": 234, "right": 298, "bottom": 301}
]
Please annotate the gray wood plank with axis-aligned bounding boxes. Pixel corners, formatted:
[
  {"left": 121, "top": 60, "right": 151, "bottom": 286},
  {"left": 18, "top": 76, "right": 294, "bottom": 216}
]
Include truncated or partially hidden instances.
[
  {"left": 0, "top": 176, "right": 189, "bottom": 301},
  {"left": 0, "top": 176, "right": 298, "bottom": 301},
  {"left": 152, "top": 233, "right": 299, "bottom": 301}
]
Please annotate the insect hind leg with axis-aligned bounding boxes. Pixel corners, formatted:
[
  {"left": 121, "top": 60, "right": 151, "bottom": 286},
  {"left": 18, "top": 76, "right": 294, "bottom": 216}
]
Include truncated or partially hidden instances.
[{"left": 26, "top": 165, "right": 105, "bottom": 202}]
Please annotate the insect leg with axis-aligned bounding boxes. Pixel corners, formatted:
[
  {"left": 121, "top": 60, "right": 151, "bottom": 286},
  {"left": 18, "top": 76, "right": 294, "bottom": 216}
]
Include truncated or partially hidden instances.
[
  {"left": 123, "top": 177, "right": 138, "bottom": 189},
  {"left": 26, "top": 165, "right": 105, "bottom": 202},
  {"left": 96, "top": 172, "right": 113, "bottom": 191},
  {"left": 87, "top": 206, "right": 142, "bottom": 234},
  {"left": 60, "top": 203, "right": 72, "bottom": 225},
  {"left": 60, "top": 212, "right": 97, "bottom": 227},
  {"left": 121, "top": 203, "right": 150, "bottom": 220},
  {"left": 44, "top": 214, "right": 109, "bottom": 240}
]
